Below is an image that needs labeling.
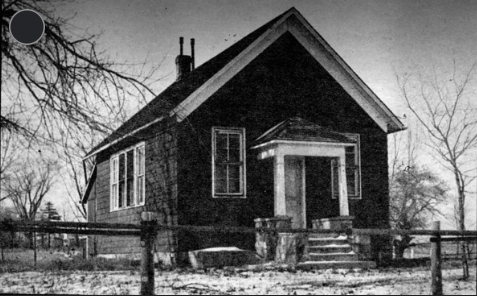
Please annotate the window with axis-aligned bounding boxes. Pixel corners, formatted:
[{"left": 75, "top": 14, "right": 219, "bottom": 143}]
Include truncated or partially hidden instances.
[
  {"left": 110, "top": 143, "right": 146, "bottom": 211},
  {"left": 331, "top": 134, "right": 361, "bottom": 199},
  {"left": 136, "top": 145, "right": 145, "bottom": 205},
  {"left": 212, "top": 127, "right": 246, "bottom": 197}
]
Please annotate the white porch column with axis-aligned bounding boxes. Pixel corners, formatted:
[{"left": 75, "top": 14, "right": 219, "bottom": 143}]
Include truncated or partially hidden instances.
[
  {"left": 274, "top": 153, "right": 286, "bottom": 215},
  {"left": 338, "top": 152, "right": 349, "bottom": 216}
]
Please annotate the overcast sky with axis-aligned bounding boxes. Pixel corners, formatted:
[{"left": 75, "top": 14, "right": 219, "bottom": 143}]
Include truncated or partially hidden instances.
[
  {"left": 32, "top": 0, "right": 476, "bottom": 227},
  {"left": 58, "top": 0, "right": 476, "bottom": 118}
]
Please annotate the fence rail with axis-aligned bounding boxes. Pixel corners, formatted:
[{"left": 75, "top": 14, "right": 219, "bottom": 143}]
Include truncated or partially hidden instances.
[
  {"left": 430, "top": 236, "right": 477, "bottom": 242},
  {"left": 1, "top": 217, "right": 476, "bottom": 295},
  {"left": 3, "top": 220, "right": 477, "bottom": 236}
]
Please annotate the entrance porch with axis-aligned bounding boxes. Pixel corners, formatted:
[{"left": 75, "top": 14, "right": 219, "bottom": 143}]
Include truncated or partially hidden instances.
[
  {"left": 252, "top": 117, "right": 356, "bottom": 230},
  {"left": 251, "top": 118, "right": 376, "bottom": 269}
]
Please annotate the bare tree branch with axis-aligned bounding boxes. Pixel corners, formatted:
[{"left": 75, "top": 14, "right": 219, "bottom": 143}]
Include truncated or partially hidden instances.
[
  {"left": 1, "top": 0, "right": 162, "bottom": 146},
  {"left": 397, "top": 61, "right": 477, "bottom": 232},
  {"left": 3, "top": 158, "right": 58, "bottom": 221}
]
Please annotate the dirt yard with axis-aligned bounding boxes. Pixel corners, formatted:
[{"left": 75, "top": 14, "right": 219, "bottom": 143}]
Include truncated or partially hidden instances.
[{"left": 1, "top": 264, "right": 475, "bottom": 295}]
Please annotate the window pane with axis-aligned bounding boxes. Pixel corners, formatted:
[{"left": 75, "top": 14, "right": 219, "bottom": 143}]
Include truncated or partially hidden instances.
[
  {"left": 112, "top": 159, "right": 118, "bottom": 183},
  {"left": 215, "top": 178, "right": 227, "bottom": 194},
  {"left": 217, "top": 148, "right": 227, "bottom": 163},
  {"left": 127, "top": 151, "right": 134, "bottom": 178},
  {"left": 112, "top": 184, "right": 117, "bottom": 208},
  {"left": 119, "top": 154, "right": 125, "bottom": 180},
  {"left": 118, "top": 181, "right": 124, "bottom": 208},
  {"left": 136, "top": 146, "right": 145, "bottom": 175},
  {"left": 346, "top": 146, "right": 355, "bottom": 166},
  {"left": 137, "top": 176, "right": 144, "bottom": 204},
  {"left": 216, "top": 133, "right": 227, "bottom": 150},
  {"left": 229, "top": 178, "right": 240, "bottom": 193},
  {"left": 228, "top": 165, "right": 240, "bottom": 180},
  {"left": 126, "top": 150, "right": 134, "bottom": 206},
  {"left": 229, "top": 134, "right": 240, "bottom": 150},
  {"left": 215, "top": 165, "right": 227, "bottom": 179},
  {"left": 127, "top": 179, "right": 134, "bottom": 206},
  {"left": 229, "top": 147, "right": 240, "bottom": 163},
  {"left": 346, "top": 169, "right": 356, "bottom": 196}
]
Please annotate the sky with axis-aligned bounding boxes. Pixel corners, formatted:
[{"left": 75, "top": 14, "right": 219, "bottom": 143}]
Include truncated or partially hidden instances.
[
  {"left": 56, "top": 0, "right": 477, "bottom": 119},
  {"left": 5, "top": 0, "right": 476, "bottom": 228}
]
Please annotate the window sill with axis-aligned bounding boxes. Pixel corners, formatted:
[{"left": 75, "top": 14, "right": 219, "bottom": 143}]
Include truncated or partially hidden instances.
[
  {"left": 332, "top": 196, "right": 361, "bottom": 200},
  {"left": 111, "top": 204, "right": 145, "bottom": 212},
  {"left": 213, "top": 195, "right": 247, "bottom": 199}
]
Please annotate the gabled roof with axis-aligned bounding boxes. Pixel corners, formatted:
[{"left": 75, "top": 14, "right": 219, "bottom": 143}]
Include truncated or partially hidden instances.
[
  {"left": 254, "top": 117, "right": 357, "bottom": 146},
  {"left": 85, "top": 7, "right": 404, "bottom": 159}
]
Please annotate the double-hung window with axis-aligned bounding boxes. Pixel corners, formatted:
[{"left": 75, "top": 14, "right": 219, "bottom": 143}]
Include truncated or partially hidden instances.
[
  {"left": 110, "top": 143, "right": 146, "bottom": 211},
  {"left": 331, "top": 134, "right": 361, "bottom": 199},
  {"left": 212, "top": 127, "right": 246, "bottom": 197}
]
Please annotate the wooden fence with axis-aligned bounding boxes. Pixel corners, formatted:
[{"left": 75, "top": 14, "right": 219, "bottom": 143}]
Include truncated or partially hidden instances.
[{"left": 1, "top": 215, "right": 476, "bottom": 295}]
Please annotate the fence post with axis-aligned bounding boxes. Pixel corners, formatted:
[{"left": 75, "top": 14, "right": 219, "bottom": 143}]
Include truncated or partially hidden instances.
[
  {"left": 430, "top": 221, "right": 442, "bottom": 295},
  {"left": 140, "top": 212, "right": 156, "bottom": 295},
  {"left": 33, "top": 231, "right": 37, "bottom": 270}
]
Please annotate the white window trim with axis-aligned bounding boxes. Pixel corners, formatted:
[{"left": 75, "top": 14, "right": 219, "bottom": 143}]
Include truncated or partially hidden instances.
[
  {"left": 211, "top": 127, "right": 246, "bottom": 198},
  {"left": 110, "top": 142, "right": 146, "bottom": 211},
  {"left": 331, "top": 134, "right": 361, "bottom": 200}
]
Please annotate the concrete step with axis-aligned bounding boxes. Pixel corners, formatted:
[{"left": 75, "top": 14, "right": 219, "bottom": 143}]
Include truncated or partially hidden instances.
[
  {"left": 308, "top": 244, "right": 352, "bottom": 253},
  {"left": 308, "top": 237, "right": 349, "bottom": 247},
  {"left": 308, "top": 252, "right": 358, "bottom": 262},
  {"left": 297, "top": 260, "right": 376, "bottom": 271}
]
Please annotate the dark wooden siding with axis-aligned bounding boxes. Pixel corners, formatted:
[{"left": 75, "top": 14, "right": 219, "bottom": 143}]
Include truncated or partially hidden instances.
[
  {"left": 177, "top": 32, "right": 390, "bottom": 250},
  {"left": 87, "top": 119, "right": 178, "bottom": 260}
]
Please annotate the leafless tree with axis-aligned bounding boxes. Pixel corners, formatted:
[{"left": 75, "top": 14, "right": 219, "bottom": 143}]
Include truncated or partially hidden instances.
[
  {"left": 59, "top": 137, "right": 92, "bottom": 220},
  {"left": 0, "top": 131, "right": 18, "bottom": 202},
  {"left": 397, "top": 61, "right": 477, "bottom": 277},
  {"left": 2, "top": 0, "right": 166, "bottom": 221},
  {"left": 3, "top": 159, "right": 57, "bottom": 222},
  {"left": 2, "top": 0, "right": 161, "bottom": 144},
  {"left": 389, "top": 129, "right": 448, "bottom": 258}
]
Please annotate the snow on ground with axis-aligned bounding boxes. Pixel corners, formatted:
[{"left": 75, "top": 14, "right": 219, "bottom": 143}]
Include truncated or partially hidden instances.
[{"left": 0, "top": 266, "right": 475, "bottom": 295}]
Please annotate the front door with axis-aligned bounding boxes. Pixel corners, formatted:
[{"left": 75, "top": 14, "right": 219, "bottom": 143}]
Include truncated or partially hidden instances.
[
  {"left": 285, "top": 156, "right": 305, "bottom": 228},
  {"left": 305, "top": 157, "right": 339, "bottom": 228}
]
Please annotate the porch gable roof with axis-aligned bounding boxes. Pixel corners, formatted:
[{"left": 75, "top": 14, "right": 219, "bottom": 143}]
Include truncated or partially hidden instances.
[{"left": 254, "top": 117, "right": 357, "bottom": 146}]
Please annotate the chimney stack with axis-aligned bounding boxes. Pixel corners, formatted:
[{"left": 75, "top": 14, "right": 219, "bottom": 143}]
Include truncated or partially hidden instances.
[
  {"left": 191, "top": 38, "right": 195, "bottom": 70},
  {"left": 179, "top": 36, "right": 184, "bottom": 55},
  {"left": 175, "top": 37, "right": 192, "bottom": 81}
]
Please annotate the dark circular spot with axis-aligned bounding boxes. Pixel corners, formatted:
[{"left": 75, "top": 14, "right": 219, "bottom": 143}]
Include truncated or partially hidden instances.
[{"left": 9, "top": 9, "right": 45, "bottom": 45}]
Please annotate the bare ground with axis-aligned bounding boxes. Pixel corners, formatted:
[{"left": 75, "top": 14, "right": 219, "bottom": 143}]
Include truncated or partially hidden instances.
[{"left": 0, "top": 265, "right": 475, "bottom": 295}]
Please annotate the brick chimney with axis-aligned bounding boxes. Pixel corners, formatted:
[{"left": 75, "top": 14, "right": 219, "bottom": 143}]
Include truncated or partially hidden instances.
[{"left": 175, "top": 37, "right": 193, "bottom": 81}]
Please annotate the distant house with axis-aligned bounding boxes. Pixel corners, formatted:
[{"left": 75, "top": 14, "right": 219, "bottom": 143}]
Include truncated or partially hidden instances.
[{"left": 81, "top": 8, "right": 405, "bottom": 266}]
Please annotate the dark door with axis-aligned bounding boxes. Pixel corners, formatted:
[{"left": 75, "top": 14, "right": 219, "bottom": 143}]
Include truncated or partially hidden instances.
[{"left": 305, "top": 157, "right": 339, "bottom": 228}]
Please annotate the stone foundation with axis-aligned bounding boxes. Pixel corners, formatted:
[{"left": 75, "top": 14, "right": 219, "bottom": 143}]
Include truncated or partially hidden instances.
[
  {"left": 254, "top": 216, "right": 292, "bottom": 261},
  {"left": 350, "top": 234, "right": 372, "bottom": 260},
  {"left": 275, "top": 233, "right": 308, "bottom": 265}
]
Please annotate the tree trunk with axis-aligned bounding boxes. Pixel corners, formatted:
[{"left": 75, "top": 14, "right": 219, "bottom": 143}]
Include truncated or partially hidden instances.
[{"left": 457, "top": 185, "right": 469, "bottom": 279}]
